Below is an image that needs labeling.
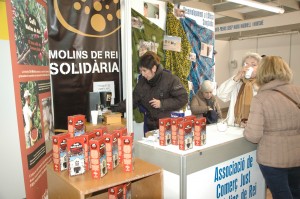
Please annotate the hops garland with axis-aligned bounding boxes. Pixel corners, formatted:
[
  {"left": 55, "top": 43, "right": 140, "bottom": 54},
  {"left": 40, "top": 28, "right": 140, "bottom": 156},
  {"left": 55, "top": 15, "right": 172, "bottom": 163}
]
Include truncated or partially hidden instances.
[{"left": 165, "top": 2, "right": 191, "bottom": 93}]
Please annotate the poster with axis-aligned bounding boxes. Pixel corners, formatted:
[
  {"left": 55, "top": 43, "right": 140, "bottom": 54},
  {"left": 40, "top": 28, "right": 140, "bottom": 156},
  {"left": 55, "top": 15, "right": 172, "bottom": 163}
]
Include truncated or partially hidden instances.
[
  {"left": 163, "top": 35, "right": 182, "bottom": 52},
  {"left": 6, "top": 0, "right": 52, "bottom": 198},
  {"left": 143, "top": 1, "right": 160, "bottom": 19},
  {"left": 48, "top": 0, "right": 122, "bottom": 129},
  {"left": 200, "top": 42, "right": 214, "bottom": 58}
]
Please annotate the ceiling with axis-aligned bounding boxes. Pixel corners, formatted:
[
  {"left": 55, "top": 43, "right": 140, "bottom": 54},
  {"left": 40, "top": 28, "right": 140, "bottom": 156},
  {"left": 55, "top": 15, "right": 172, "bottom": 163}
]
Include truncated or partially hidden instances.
[{"left": 169, "top": 0, "right": 300, "bottom": 40}]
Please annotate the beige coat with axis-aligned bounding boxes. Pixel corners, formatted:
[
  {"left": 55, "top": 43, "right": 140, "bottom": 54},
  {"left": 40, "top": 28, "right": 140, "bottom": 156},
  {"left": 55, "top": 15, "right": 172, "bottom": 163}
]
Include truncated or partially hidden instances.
[
  {"left": 244, "top": 79, "right": 300, "bottom": 168},
  {"left": 190, "top": 91, "right": 222, "bottom": 120}
]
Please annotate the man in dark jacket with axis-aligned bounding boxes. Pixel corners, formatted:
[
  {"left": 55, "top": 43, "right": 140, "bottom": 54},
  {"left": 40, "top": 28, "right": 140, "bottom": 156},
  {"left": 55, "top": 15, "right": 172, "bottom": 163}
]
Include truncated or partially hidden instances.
[{"left": 112, "top": 51, "right": 188, "bottom": 131}]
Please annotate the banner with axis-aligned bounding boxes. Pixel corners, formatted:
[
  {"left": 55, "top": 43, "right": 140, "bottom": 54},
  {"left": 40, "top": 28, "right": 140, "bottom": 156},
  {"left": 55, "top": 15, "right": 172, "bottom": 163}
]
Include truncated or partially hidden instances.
[
  {"left": 48, "top": 0, "right": 122, "bottom": 129},
  {"left": 6, "top": 0, "right": 52, "bottom": 198}
]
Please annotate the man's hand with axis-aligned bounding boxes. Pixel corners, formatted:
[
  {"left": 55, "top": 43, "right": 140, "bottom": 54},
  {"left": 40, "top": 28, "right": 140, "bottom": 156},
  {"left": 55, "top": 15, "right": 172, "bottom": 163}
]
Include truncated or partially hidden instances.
[{"left": 149, "top": 98, "right": 161, "bottom": 109}]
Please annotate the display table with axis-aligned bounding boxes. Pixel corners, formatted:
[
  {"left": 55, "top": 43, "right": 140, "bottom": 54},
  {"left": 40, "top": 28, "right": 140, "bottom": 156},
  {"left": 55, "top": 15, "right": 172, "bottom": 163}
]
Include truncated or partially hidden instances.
[
  {"left": 135, "top": 124, "right": 266, "bottom": 199},
  {"left": 47, "top": 158, "right": 163, "bottom": 199},
  {"left": 85, "top": 118, "right": 126, "bottom": 132}
]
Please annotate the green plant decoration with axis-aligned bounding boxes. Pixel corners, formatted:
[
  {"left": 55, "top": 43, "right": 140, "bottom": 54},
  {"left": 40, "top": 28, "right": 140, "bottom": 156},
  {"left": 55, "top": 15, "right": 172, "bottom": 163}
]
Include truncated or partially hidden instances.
[{"left": 165, "top": 2, "right": 191, "bottom": 95}]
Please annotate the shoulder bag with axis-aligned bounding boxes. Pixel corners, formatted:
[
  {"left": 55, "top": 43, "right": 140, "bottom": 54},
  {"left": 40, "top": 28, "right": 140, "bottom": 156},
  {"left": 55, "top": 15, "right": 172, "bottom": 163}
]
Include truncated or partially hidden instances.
[{"left": 272, "top": 89, "right": 300, "bottom": 109}]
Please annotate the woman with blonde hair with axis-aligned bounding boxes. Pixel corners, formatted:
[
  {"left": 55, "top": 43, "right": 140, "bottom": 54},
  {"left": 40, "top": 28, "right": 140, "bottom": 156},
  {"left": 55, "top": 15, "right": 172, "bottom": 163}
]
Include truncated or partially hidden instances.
[
  {"left": 217, "top": 52, "right": 262, "bottom": 126},
  {"left": 244, "top": 56, "right": 300, "bottom": 199}
]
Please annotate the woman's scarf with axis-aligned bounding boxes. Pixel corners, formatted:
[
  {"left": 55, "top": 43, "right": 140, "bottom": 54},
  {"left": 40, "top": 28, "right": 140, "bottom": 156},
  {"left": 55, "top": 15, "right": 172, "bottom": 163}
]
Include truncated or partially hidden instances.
[
  {"left": 234, "top": 78, "right": 256, "bottom": 125},
  {"left": 147, "top": 65, "right": 163, "bottom": 87}
]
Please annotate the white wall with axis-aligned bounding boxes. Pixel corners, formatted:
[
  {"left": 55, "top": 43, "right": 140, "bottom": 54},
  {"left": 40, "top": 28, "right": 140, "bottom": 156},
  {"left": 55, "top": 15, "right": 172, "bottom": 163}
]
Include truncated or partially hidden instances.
[
  {"left": 214, "top": 40, "right": 230, "bottom": 109},
  {"left": 290, "top": 33, "right": 300, "bottom": 86},
  {"left": 0, "top": 40, "right": 26, "bottom": 199},
  {"left": 215, "top": 32, "right": 300, "bottom": 109}
]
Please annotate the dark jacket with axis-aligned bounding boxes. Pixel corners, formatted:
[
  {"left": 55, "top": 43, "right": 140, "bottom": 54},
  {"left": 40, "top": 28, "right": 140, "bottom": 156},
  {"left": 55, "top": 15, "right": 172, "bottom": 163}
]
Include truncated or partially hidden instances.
[{"left": 114, "top": 66, "right": 188, "bottom": 130}]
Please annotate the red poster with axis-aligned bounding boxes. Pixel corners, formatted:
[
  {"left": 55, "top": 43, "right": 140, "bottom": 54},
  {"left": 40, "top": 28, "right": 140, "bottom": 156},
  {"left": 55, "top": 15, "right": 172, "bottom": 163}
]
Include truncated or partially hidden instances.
[{"left": 6, "top": 0, "right": 52, "bottom": 198}]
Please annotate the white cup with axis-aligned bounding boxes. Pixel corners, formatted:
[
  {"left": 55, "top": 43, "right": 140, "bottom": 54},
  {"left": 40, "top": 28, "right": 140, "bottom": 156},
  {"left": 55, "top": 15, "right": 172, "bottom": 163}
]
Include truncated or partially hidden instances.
[
  {"left": 91, "top": 110, "right": 98, "bottom": 125},
  {"left": 245, "top": 67, "right": 253, "bottom": 79},
  {"left": 217, "top": 122, "right": 228, "bottom": 132}
]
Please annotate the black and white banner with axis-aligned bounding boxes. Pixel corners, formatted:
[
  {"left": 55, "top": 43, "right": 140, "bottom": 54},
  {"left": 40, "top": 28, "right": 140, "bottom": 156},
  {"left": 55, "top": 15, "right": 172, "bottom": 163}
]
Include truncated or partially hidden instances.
[{"left": 48, "top": 0, "right": 122, "bottom": 129}]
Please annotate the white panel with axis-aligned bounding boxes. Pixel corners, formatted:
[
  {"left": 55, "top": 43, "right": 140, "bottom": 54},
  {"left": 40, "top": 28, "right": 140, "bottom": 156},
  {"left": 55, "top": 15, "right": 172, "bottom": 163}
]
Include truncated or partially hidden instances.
[
  {"left": 216, "top": 11, "right": 300, "bottom": 35},
  {"left": 0, "top": 40, "right": 26, "bottom": 198},
  {"left": 257, "top": 34, "right": 300, "bottom": 85},
  {"left": 179, "top": 5, "right": 215, "bottom": 31},
  {"left": 257, "top": 34, "right": 290, "bottom": 60},
  {"left": 215, "top": 40, "right": 231, "bottom": 109},
  {"left": 216, "top": 33, "right": 300, "bottom": 85},
  {"left": 133, "top": 121, "right": 144, "bottom": 141},
  {"left": 229, "top": 39, "right": 258, "bottom": 76},
  {"left": 187, "top": 151, "right": 266, "bottom": 199},
  {"left": 163, "top": 170, "right": 180, "bottom": 199},
  {"left": 217, "top": 33, "right": 300, "bottom": 95},
  {"left": 290, "top": 34, "right": 300, "bottom": 86}
]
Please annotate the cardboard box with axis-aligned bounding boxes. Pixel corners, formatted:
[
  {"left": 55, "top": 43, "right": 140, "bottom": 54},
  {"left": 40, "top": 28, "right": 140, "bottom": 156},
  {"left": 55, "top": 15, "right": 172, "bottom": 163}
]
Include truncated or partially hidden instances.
[
  {"left": 108, "top": 184, "right": 123, "bottom": 199},
  {"left": 194, "top": 135, "right": 201, "bottom": 146},
  {"left": 123, "top": 182, "right": 132, "bottom": 199},
  {"left": 159, "top": 118, "right": 171, "bottom": 146},
  {"left": 121, "top": 134, "right": 134, "bottom": 172},
  {"left": 93, "top": 126, "right": 109, "bottom": 137},
  {"left": 52, "top": 133, "right": 70, "bottom": 172},
  {"left": 103, "top": 112, "right": 122, "bottom": 124},
  {"left": 114, "top": 127, "right": 127, "bottom": 165},
  {"left": 90, "top": 137, "right": 107, "bottom": 179},
  {"left": 104, "top": 132, "right": 119, "bottom": 170},
  {"left": 184, "top": 115, "right": 196, "bottom": 126},
  {"left": 184, "top": 115, "right": 196, "bottom": 136},
  {"left": 170, "top": 117, "right": 184, "bottom": 145},
  {"left": 178, "top": 120, "right": 194, "bottom": 150},
  {"left": 67, "top": 136, "right": 85, "bottom": 176},
  {"left": 81, "top": 131, "right": 97, "bottom": 170},
  {"left": 67, "top": 114, "right": 86, "bottom": 137},
  {"left": 194, "top": 117, "right": 207, "bottom": 146}
]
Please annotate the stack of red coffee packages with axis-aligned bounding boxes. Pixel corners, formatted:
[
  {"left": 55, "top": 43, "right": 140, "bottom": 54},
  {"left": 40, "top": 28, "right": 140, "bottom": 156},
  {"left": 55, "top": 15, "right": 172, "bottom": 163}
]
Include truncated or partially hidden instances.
[
  {"left": 108, "top": 182, "right": 131, "bottom": 199},
  {"left": 52, "top": 114, "right": 87, "bottom": 176},
  {"left": 52, "top": 114, "right": 135, "bottom": 181},
  {"left": 159, "top": 115, "right": 206, "bottom": 151}
]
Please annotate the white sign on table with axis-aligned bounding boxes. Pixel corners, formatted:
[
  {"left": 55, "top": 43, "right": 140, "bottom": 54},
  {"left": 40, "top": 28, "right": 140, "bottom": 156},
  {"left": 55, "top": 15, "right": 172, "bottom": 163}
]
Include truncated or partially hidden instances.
[{"left": 187, "top": 151, "right": 265, "bottom": 199}]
